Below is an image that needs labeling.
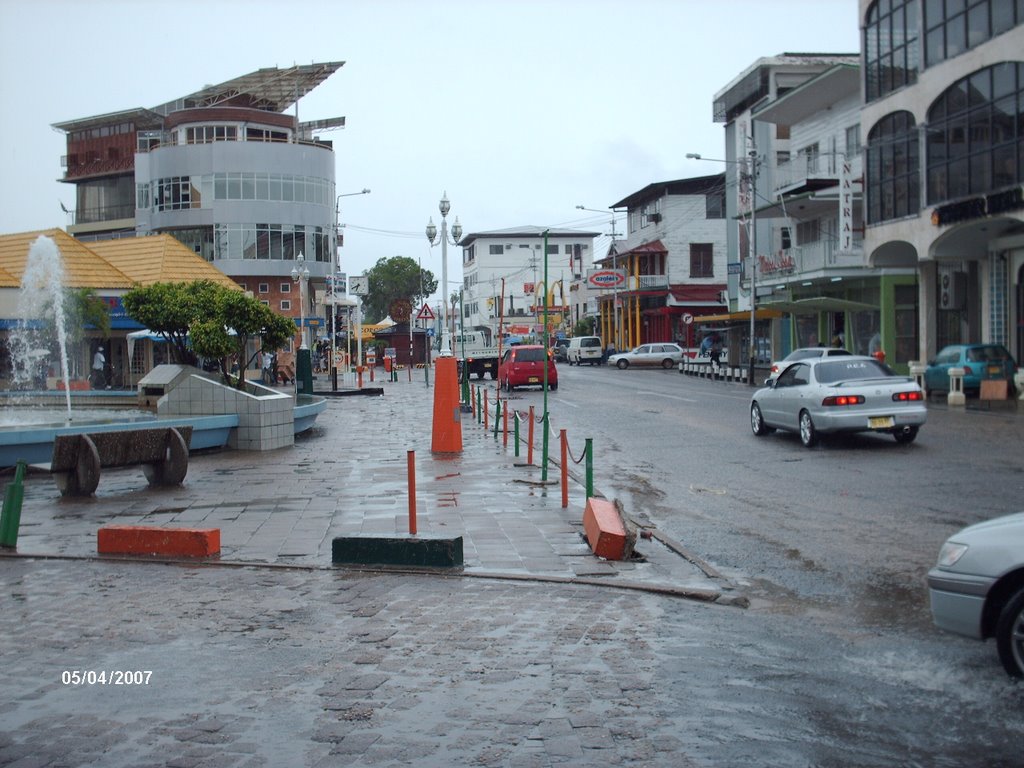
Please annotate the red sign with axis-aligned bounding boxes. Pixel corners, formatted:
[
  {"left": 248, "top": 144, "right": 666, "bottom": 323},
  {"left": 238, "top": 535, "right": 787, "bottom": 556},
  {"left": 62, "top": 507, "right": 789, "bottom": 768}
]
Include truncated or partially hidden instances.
[{"left": 416, "top": 304, "right": 435, "bottom": 321}]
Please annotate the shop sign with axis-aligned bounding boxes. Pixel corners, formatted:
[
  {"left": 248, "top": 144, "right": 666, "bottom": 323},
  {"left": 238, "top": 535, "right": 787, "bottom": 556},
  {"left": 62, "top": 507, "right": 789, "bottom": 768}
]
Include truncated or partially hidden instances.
[
  {"left": 586, "top": 268, "right": 626, "bottom": 288},
  {"left": 932, "top": 187, "right": 1024, "bottom": 226},
  {"left": 758, "top": 251, "right": 796, "bottom": 275}
]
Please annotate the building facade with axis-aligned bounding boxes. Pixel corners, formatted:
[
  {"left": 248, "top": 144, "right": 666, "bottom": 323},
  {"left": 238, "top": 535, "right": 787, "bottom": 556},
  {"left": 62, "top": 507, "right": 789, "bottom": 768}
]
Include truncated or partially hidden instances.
[
  {"left": 458, "top": 227, "right": 599, "bottom": 342},
  {"left": 597, "top": 175, "right": 728, "bottom": 352},
  {"left": 53, "top": 63, "right": 347, "bottom": 350},
  {"left": 749, "top": 62, "right": 919, "bottom": 369},
  {"left": 859, "top": 1, "right": 1024, "bottom": 366}
]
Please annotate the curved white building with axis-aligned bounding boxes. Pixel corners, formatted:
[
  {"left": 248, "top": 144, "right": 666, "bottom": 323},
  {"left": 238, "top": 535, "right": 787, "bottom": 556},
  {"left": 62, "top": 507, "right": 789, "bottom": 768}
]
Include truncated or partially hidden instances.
[{"left": 55, "top": 63, "right": 346, "bottom": 338}]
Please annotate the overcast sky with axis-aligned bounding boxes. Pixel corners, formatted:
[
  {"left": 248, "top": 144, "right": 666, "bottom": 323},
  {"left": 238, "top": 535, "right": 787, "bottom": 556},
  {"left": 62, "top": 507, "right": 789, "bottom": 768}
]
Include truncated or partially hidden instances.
[{"left": 0, "top": 0, "right": 859, "bottom": 286}]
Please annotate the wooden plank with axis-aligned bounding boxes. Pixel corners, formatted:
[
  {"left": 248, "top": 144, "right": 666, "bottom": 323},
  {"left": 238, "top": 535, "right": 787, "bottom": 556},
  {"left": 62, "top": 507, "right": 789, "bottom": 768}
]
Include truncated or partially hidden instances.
[{"left": 980, "top": 380, "right": 1008, "bottom": 401}]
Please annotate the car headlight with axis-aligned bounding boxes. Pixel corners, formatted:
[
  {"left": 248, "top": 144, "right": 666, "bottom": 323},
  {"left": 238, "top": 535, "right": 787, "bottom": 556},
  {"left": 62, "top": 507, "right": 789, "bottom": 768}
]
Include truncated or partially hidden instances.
[{"left": 937, "top": 541, "right": 969, "bottom": 567}]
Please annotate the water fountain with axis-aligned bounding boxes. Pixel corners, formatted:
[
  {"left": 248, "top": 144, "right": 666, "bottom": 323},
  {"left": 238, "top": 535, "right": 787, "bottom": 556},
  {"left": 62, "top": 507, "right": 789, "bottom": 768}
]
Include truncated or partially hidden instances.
[
  {"left": 1, "top": 236, "right": 327, "bottom": 470},
  {"left": 8, "top": 235, "right": 73, "bottom": 415}
]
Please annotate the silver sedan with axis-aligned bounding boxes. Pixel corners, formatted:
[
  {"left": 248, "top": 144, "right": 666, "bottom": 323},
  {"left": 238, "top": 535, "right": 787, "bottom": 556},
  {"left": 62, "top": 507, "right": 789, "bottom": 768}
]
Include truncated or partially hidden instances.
[
  {"left": 749, "top": 355, "right": 927, "bottom": 447},
  {"left": 927, "top": 512, "right": 1024, "bottom": 677}
]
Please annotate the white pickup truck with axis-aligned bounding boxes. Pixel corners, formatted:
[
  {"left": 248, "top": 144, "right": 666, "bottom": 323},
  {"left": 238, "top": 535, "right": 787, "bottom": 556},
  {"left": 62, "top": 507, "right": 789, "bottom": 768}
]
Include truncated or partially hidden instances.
[{"left": 446, "top": 331, "right": 501, "bottom": 380}]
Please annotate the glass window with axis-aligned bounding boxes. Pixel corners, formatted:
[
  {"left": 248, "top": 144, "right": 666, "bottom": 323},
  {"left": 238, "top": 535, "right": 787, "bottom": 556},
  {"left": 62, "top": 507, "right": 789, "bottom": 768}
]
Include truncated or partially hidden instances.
[
  {"left": 864, "top": 0, "right": 919, "bottom": 102},
  {"left": 923, "top": 0, "right": 1021, "bottom": 68},
  {"left": 689, "top": 243, "right": 714, "bottom": 278},
  {"left": 866, "top": 111, "right": 921, "bottom": 222},
  {"left": 926, "top": 63, "right": 1024, "bottom": 205}
]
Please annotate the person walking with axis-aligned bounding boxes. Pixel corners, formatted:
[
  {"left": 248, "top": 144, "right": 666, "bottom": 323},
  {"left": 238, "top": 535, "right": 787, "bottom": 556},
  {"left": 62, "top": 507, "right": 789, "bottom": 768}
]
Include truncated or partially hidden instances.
[
  {"left": 261, "top": 350, "right": 274, "bottom": 385},
  {"left": 91, "top": 346, "right": 106, "bottom": 389}
]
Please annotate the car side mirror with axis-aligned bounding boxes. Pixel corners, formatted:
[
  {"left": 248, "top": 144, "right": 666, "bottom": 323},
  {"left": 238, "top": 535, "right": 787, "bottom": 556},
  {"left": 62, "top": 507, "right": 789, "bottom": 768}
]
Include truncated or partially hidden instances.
[{"left": 764, "top": 378, "right": 774, "bottom": 388}]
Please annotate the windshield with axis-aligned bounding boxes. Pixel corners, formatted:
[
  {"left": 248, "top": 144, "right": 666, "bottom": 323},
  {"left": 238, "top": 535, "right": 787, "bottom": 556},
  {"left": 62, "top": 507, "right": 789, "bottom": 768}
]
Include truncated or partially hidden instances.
[
  {"left": 816, "top": 359, "right": 892, "bottom": 383},
  {"left": 515, "top": 348, "right": 546, "bottom": 363}
]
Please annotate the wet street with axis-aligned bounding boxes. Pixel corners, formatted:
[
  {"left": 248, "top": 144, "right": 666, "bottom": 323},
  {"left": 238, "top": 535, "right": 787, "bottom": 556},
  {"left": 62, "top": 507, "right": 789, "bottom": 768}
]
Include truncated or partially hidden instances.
[
  {"left": 2, "top": 370, "right": 1023, "bottom": 767},
  {"left": 3, "top": 557, "right": 1021, "bottom": 767}
]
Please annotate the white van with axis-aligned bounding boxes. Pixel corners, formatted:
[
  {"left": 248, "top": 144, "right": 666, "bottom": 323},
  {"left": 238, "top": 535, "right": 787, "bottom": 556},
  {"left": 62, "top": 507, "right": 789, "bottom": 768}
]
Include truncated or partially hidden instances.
[{"left": 566, "top": 336, "right": 604, "bottom": 366}]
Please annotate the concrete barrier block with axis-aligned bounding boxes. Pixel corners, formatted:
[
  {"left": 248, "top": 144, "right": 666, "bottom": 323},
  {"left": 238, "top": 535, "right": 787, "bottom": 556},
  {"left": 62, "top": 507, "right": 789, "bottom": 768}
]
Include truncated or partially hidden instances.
[
  {"left": 332, "top": 534, "right": 464, "bottom": 568},
  {"left": 98, "top": 525, "right": 220, "bottom": 557},
  {"left": 583, "top": 498, "right": 627, "bottom": 561}
]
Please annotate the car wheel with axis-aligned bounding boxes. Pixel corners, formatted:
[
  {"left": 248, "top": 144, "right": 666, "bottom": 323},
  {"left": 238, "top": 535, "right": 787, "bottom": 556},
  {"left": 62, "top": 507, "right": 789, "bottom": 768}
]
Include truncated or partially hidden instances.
[
  {"left": 750, "top": 402, "right": 772, "bottom": 436},
  {"left": 549, "top": 382, "right": 558, "bottom": 391},
  {"left": 996, "top": 586, "right": 1024, "bottom": 678},
  {"left": 799, "top": 410, "right": 818, "bottom": 447},
  {"left": 616, "top": 360, "right": 628, "bottom": 370},
  {"left": 893, "top": 426, "right": 919, "bottom": 444},
  {"left": 661, "top": 359, "right": 673, "bottom": 369}
]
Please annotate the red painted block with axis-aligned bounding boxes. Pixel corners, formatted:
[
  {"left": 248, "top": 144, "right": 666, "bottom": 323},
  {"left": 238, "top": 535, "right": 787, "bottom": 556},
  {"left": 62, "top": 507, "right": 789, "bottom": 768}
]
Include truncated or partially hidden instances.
[
  {"left": 583, "top": 498, "right": 627, "bottom": 561},
  {"left": 97, "top": 525, "right": 220, "bottom": 557}
]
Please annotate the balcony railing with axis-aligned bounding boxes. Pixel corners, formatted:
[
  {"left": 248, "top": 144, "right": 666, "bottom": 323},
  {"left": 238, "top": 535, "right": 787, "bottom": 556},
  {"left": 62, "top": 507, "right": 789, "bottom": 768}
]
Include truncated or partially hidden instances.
[
  {"left": 757, "top": 239, "right": 865, "bottom": 279},
  {"left": 633, "top": 275, "right": 669, "bottom": 290},
  {"left": 773, "top": 154, "right": 861, "bottom": 194}
]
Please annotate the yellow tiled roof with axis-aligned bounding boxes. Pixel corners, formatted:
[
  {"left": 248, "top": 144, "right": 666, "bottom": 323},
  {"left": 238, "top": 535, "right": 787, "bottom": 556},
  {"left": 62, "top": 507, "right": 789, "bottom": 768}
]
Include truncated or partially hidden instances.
[
  {"left": 0, "top": 265, "right": 18, "bottom": 288},
  {"left": 0, "top": 229, "right": 134, "bottom": 289},
  {"left": 87, "top": 234, "right": 240, "bottom": 289}
]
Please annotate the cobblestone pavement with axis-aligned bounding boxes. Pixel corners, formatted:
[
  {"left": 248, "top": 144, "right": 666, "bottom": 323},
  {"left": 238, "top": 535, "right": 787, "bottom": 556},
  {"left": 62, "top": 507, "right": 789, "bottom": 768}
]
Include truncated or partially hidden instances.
[
  {"left": 6, "top": 377, "right": 731, "bottom": 599},
  {"left": 3, "top": 378, "right": 1022, "bottom": 766},
  {"left": 3, "top": 558, "right": 1020, "bottom": 768}
]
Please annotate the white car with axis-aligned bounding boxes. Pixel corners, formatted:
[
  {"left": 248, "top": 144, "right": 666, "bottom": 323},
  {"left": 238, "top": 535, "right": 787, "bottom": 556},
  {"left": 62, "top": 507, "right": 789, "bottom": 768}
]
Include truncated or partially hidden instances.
[
  {"left": 927, "top": 512, "right": 1024, "bottom": 677},
  {"left": 608, "top": 343, "right": 685, "bottom": 370},
  {"left": 750, "top": 355, "right": 927, "bottom": 446},
  {"left": 766, "top": 347, "right": 854, "bottom": 382}
]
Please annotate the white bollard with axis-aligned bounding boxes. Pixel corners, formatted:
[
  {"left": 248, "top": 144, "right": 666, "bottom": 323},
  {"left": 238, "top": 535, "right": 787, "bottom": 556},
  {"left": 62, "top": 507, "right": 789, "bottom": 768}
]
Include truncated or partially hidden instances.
[
  {"left": 909, "top": 361, "right": 926, "bottom": 394},
  {"left": 947, "top": 366, "right": 966, "bottom": 406}
]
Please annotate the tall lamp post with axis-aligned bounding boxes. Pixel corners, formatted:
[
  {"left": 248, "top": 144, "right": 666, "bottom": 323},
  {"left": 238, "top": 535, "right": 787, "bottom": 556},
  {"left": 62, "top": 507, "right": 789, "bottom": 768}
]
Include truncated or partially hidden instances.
[
  {"left": 290, "top": 251, "right": 312, "bottom": 394},
  {"left": 687, "top": 146, "right": 760, "bottom": 385},
  {"left": 332, "top": 188, "right": 371, "bottom": 390},
  {"left": 426, "top": 192, "right": 464, "bottom": 453}
]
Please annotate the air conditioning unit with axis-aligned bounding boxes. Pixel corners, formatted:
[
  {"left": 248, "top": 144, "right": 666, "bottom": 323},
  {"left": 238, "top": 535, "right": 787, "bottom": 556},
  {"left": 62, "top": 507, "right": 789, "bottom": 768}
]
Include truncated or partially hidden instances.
[
  {"left": 939, "top": 271, "right": 966, "bottom": 310},
  {"left": 648, "top": 212, "right": 662, "bottom": 223}
]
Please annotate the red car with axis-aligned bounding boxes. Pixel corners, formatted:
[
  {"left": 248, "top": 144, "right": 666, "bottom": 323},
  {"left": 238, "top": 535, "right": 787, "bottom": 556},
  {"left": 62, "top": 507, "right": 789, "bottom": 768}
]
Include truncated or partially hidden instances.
[{"left": 498, "top": 345, "right": 558, "bottom": 391}]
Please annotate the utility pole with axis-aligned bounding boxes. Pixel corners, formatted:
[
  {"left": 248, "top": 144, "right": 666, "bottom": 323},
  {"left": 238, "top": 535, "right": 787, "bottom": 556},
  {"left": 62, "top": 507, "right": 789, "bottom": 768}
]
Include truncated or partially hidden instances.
[{"left": 748, "top": 136, "right": 759, "bottom": 387}]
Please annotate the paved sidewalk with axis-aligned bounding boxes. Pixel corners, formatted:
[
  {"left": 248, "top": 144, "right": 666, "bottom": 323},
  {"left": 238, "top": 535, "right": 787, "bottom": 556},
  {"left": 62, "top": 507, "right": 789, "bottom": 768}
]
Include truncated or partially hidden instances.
[{"left": 4, "top": 376, "right": 736, "bottom": 602}]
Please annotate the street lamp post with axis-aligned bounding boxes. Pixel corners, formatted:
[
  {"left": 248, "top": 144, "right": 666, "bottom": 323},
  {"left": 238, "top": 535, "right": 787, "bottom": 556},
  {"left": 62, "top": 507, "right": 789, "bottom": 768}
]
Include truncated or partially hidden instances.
[
  {"left": 425, "top": 192, "right": 462, "bottom": 357},
  {"left": 290, "top": 251, "right": 312, "bottom": 394},
  {"left": 332, "top": 188, "right": 370, "bottom": 390},
  {"left": 686, "top": 147, "right": 760, "bottom": 385},
  {"left": 426, "top": 192, "right": 464, "bottom": 453}
]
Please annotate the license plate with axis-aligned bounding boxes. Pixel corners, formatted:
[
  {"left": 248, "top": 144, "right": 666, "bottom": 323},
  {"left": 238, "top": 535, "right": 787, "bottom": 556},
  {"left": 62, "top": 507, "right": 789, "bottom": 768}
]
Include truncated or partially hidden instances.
[
  {"left": 528, "top": 377, "right": 539, "bottom": 383},
  {"left": 869, "top": 416, "right": 895, "bottom": 429},
  {"left": 988, "top": 365, "right": 1002, "bottom": 375}
]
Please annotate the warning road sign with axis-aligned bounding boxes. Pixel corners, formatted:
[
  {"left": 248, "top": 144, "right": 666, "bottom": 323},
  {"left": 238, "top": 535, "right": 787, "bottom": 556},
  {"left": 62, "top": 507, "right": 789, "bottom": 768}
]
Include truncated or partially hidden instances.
[{"left": 416, "top": 304, "right": 436, "bottom": 321}]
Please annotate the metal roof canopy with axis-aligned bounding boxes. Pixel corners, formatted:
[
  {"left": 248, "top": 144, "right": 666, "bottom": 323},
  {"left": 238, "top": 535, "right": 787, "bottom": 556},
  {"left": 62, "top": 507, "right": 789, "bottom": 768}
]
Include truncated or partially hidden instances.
[
  {"left": 165, "top": 62, "right": 346, "bottom": 113},
  {"left": 760, "top": 297, "right": 879, "bottom": 313},
  {"left": 692, "top": 309, "right": 785, "bottom": 323},
  {"left": 55, "top": 62, "right": 346, "bottom": 133}
]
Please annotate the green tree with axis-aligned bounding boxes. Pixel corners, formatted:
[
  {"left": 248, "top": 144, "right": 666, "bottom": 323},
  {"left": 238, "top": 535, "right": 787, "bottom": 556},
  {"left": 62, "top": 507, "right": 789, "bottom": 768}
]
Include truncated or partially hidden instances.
[
  {"left": 573, "top": 317, "right": 596, "bottom": 337},
  {"left": 363, "top": 256, "right": 436, "bottom": 323},
  {"left": 123, "top": 281, "right": 224, "bottom": 365},
  {"left": 123, "top": 281, "right": 295, "bottom": 389},
  {"left": 190, "top": 291, "right": 294, "bottom": 388}
]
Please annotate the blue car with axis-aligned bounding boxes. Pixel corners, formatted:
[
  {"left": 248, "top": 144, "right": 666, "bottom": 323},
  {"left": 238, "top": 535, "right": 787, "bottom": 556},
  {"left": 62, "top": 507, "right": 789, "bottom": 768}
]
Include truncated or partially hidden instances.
[{"left": 923, "top": 344, "right": 1018, "bottom": 397}]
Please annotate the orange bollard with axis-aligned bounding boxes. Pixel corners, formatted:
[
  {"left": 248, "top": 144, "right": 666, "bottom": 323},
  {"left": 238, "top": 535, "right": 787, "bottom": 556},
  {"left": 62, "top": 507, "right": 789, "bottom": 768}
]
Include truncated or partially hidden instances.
[
  {"left": 431, "top": 356, "right": 463, "bottom": 453},
  {"left": 527, "top": 405, "right": 535, "bottom": 466},
  {"left": 560, "top": 429, "right": 568, "bottom": 508},
  {"left": 357, "top": 366, "right": 363, "bottom": 389},
  {"left": 483, "top": 389, "right": 489, "bottom": 431},
  {"left": 503, "top": 404, "right": 509, "bottom": 448},
  {"left": 407, "top": 450, "right": 417, "bottom": 535}
]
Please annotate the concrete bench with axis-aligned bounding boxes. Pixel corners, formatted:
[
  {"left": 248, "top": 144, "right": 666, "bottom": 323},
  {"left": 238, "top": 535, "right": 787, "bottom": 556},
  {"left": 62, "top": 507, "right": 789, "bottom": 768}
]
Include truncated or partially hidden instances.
[{"left": 51, "top": 426, "right": 192, "bottom": 497}]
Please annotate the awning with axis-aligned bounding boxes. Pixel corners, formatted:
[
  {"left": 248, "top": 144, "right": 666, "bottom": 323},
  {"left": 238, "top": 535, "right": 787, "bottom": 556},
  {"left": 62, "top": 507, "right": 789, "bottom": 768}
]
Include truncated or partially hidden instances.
[
  {"left": 692, "top": 308, "right": 785, "bottom": 323},
  {"left": 759, "top": 297, "right": 879, "bottom": 313}
]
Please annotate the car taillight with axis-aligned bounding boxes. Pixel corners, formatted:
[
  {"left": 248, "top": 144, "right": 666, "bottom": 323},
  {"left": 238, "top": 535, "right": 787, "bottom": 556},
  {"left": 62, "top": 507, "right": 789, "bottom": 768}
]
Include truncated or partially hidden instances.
[
  {"left": 771, "top": 365, "right": 779, "bottom": 373},
  {"left": 892, "top": 391, "right": 923, "bottom": 402},
  {"left": 821, "top": 395, "right": 865, "bottom": 406}
]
